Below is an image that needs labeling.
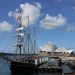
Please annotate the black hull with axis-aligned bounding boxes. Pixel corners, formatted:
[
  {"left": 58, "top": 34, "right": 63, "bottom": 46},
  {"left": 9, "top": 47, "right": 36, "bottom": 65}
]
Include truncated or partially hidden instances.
[
  {"left": 10, "top": 61, "right": 38, "bottom": 73},
  {"left": 10, "top": 61, "right": 62, "bottom": 74}
]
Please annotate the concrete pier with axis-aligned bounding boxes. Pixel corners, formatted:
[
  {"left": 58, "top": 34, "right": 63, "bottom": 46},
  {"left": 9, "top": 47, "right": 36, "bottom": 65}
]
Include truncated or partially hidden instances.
[{"left": 38, "top": 62, "right": 62, "bottom": 73}]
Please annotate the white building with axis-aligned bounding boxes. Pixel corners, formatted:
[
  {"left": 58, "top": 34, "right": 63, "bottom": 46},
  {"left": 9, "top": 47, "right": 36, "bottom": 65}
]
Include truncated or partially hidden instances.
[
  {"left": 40, "top": 42, "right": 74, "bottom": 56},
  {"left": 40, "top": 42, "right": 57, "bottom": 52}
]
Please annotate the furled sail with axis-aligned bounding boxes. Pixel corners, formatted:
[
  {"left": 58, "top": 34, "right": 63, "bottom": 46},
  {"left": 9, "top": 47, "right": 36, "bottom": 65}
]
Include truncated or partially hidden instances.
[
  {"left": 18, "top": 33, "right": 23, "bottom": 36},
  {"left": 16, "top": 27, "right": 23, "bottom": 31}
]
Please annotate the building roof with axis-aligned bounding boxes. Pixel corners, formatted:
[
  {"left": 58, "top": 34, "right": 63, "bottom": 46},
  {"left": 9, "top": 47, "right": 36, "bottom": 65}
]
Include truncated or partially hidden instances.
[
  {"left": 40, "top": 42, "right": 74, "bottom": 53},
  {"left": 55, "top": 48, "right": 65, "bottom": 53},
  {"left": 40, "top": 42, "right": 57, "bottom": 52}
]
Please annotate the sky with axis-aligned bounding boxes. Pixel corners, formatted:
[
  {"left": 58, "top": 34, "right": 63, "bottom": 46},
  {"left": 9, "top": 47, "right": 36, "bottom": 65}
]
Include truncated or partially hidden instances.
[{"left": 0, "top": 0, "right": 75, "bottom": 53}]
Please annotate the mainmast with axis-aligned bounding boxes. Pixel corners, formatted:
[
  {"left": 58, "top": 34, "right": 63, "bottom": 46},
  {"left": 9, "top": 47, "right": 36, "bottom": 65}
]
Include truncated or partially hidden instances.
[
  {"left": 33, "top": 26, "right": 36, "bottom": 54},
  {"left": 16, "top": 11, "right": 23, "bottom": 55},
  {"left": 25, "top": 16, "right": 33, "bottom": 54},
  {"left": 27, "top": 16, "right": 30, "bottom": 54},
  {"left": 33, "top": 25, "right": 38, "bottom": 54}
]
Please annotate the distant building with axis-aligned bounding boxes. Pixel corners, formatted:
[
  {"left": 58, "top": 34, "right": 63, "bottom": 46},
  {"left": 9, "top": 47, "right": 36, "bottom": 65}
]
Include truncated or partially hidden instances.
[
  {"left": 40, "top": 42, "right": 57, "bottom": 56},
  {"left": 39, "top": 51, "right": 48, "bottom": 56},
  {"left": 40, "top": 42, "right": 73, "bottom": 56}
]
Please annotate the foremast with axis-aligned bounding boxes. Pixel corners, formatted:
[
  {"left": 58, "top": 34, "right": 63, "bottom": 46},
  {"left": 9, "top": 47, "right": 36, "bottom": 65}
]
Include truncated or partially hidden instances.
[
  {"left": 16, "top": 11, "right": 23, "bottom": 56},
  {"left": 16, "top": 11, "right": 37, "bottom": 56}
]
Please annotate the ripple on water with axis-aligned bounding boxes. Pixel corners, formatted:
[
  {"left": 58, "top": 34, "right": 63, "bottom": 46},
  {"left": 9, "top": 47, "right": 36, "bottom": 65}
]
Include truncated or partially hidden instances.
[{"left": 0, "top": 60, "right": 10, "bottom": 75}]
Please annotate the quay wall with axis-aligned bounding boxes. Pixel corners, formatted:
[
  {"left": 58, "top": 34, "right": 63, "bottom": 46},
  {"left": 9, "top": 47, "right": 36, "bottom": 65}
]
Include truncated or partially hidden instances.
[{"left": 67, "top": 57, "right": 75, "bottom": 61}]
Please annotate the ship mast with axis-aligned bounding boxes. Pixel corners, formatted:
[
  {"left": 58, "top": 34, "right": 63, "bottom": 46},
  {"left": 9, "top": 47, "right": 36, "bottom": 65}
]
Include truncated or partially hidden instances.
[
  {"left": 16, "top": 11, "right": 23, "bottom": 56},
  {"left": 16, "top": 12, "right": 36, "bottom": 55},
  {"left": 33, "top": 26, "right": 36, "bottom": 54},
  {"left": 27, "top": 16, "right": 30, "bottom": 54},
  {"left": 25, "top": 16, "right": 33, "bottom": 54},
  {"left": 33, "top": 25, "right": 39, "bottom": 54}
]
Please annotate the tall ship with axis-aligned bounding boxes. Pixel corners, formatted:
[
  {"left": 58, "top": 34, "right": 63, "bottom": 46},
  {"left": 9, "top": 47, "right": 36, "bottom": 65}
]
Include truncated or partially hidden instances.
[
  {"left": 10, "top": 10, "right": 37, "bottom": 72},
  {"left": 10, "top": 10, "right": 48, "bottom": 72}
]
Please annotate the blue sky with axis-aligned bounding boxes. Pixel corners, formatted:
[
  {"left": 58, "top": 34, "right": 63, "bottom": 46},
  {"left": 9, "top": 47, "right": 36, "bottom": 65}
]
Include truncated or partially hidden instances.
[{"left": 0, "top": 0, "right": 75, "bottom": 53}]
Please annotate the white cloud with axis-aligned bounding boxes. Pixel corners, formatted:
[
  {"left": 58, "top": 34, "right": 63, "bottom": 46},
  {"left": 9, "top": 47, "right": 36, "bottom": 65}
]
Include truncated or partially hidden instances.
[
  {"left": 34, "top": 2, "right": 42, "bottom": 9},
  {"left": 8, "top": 11, "right": 13, "bottom": 17},
  {"left": 66, "top": 25, "right": 75, "bottom": 32},
  {"left": 8, "top": 2, "right": 41, "bottom": 27},
  {"left": 0, "top": 21, "right": 13, "bottom": 31},
  {"left": 8, "top": 9, "right": 20, "bottom": 20},
  {"left": 40, "top": 14, "right": 66, "bottom": 29}
]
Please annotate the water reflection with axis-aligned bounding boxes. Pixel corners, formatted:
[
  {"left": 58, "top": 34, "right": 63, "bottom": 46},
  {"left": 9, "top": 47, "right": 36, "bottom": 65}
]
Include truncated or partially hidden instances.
[
  {"left": 11, "top": 72, "right": 34, "bottom": 75},
  {"left": 0, "top": 59, "right": 75, "bottom": 75},
  {"left": 62, "top": 64, "right": 74, "bottom": 73}
]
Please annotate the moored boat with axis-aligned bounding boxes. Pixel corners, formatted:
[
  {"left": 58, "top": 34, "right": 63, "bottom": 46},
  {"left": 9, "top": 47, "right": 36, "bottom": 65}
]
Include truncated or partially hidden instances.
[{"left": 10, "top": 10, "right": 39, "bottom": 72}]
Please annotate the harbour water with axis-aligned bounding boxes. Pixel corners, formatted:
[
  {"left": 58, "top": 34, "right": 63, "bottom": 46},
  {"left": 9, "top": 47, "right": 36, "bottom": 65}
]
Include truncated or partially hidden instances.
[{"left": 0, "top": 59, "right": 75, "bottom": 75}]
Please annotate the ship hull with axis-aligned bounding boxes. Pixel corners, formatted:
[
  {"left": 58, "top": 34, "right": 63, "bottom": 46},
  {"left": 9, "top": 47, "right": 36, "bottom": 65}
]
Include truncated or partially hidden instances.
[{"left": 10, "top": 61, "right": 38, "bottom": 73}]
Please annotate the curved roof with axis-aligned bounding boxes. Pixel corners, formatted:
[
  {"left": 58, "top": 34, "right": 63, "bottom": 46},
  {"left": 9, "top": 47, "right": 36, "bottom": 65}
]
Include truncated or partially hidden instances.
[
  {"left": 40, "top": 42, "right": 74, "bottom": 53},
  {"left": 40, "top": 42, "right": 57, "bottom": 52},
  {"left": 55, "top": 48, "right": 65, "bottom": 53}
]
